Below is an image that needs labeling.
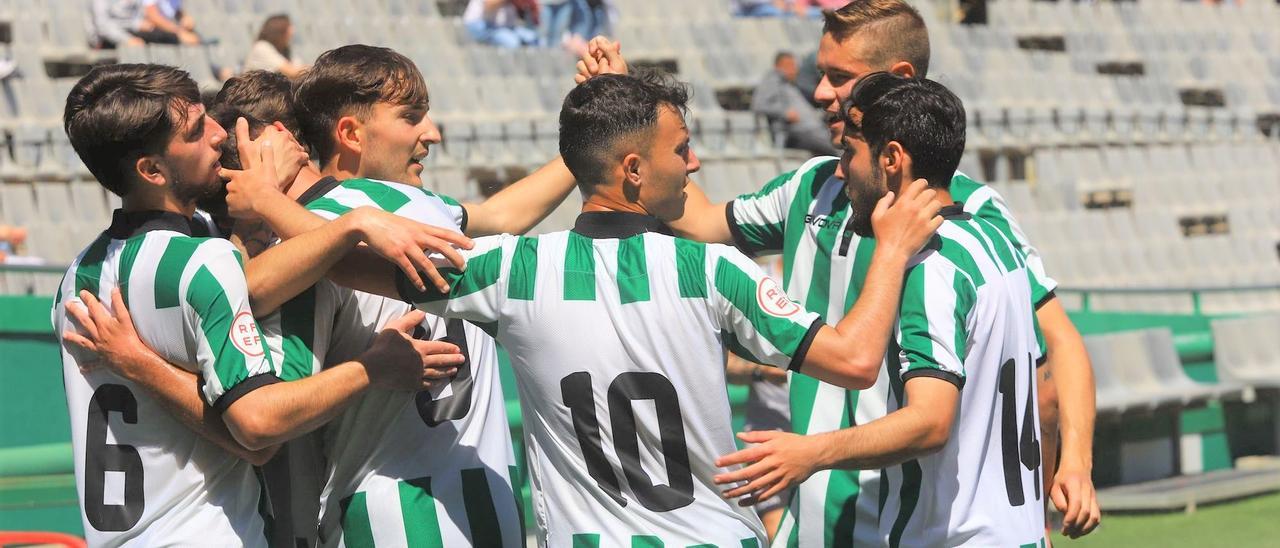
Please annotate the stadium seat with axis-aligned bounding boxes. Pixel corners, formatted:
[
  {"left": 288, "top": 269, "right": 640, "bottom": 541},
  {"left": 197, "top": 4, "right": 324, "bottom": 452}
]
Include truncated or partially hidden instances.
[{"left": 1211, "top": 314, "right": 1280, "bottom": 389}]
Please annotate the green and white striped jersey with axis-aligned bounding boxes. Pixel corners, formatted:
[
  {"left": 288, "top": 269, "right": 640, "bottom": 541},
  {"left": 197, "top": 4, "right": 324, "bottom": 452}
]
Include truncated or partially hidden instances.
[
  {"left": 52, "top": 210, "right": 275, "bottom": 547},
  {"left": 399, "top": 212, "right": 823, "bottom": 547},
  {"left": 878, "top": 206, "right": 1044, "bottom": 547},
  {"left": 296, "top": 177, "right": 523, "bottom": 548},
  {"left": 727, "top": 158, "right": 1052, "bottom": 548}
]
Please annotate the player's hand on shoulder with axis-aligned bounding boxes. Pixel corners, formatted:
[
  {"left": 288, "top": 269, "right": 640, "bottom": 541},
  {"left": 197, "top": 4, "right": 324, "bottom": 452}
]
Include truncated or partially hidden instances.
[
  {"left": 61, "top": 288, "right": 162, "bottom": 380},
  {"left": 360, "top": 310, "right": 465, "bottom": 391},
  {"left": 574, "top": 36, "right": 627, "bottom": 84},
  {"left": 347, "top": 207, "right": 474, "bottom": 294},
  {"left": 712, "top": 430, "right": 821, "bottom": 507},
  {"left": 870, "top": 178, "right": 944, "bottom": 260}
]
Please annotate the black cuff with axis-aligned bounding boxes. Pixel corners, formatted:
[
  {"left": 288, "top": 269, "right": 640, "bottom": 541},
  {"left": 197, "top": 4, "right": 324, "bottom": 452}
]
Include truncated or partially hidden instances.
[
  {"left": 213, "top": 373, "right": 282, "bottom": 413},
  {"left": 1035, "top": 289, "right": 1056, "bottom": 311},
  {"left": 901, "top": 368, "right": 965, "bottom": 390},
  {"left": 787, "top": 318, "right": 824, "bottom": 372},
  {"left": 458, "top": 205, "right": 470, "bottom": 234},
  {"left": 724, "top": 200, "right": 759, "bottom": 257},
  {"left": 1036, "top": 353, "right": 1049, "bottom": 368}
]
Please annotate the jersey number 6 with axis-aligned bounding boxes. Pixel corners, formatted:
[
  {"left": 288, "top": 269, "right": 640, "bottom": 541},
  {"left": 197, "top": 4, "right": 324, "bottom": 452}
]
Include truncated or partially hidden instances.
[
  {"left": 85, "top": 384, "right": 145, "bottom": 531},
  {"left": 561, "top": 371, "right": 695, "bottom": 513}
]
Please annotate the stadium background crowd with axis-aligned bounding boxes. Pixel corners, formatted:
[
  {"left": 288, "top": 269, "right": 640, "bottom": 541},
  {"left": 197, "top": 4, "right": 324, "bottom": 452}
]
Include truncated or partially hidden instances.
[{"left": 1, "top": 0, "right": 1279, "bottom": 545}]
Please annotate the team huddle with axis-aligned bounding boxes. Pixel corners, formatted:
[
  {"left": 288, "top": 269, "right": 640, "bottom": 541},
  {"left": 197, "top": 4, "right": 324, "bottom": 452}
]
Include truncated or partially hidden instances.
[{"left": 53, "top": 1, "right": 1100, "bottom": 547}]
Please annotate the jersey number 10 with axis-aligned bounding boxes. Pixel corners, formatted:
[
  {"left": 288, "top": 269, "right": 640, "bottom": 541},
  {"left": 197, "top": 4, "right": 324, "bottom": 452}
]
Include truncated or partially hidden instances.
[{"left": 561, "top": 371, "right": 695, "bottom": 512}]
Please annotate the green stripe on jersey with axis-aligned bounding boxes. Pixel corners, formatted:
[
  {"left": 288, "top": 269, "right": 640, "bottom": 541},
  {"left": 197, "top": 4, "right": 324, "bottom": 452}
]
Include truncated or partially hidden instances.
[
  {"left": 802, "top": 206, "right": 847, "bottom": 314},
  {"left": 951, "top": 220, "right": 1004, "bottom": 272},
  {"left": 344, "top": 178, "right": 411, "bottom": 213},
  {"left": 733, "top": 171, "right": 793, "bottom": 252},
  {"left": 306, "top": 197, "right": 352, "bottom": 216},
  {"left": 508, "top": 236, "right": 538, "bottom": 300},
  {"left": 935, "top": 235, "right": 985, "bottom": 288},
  {"left": 897, "top": 266, "right": 936, "bottom": 373},
  {"left": 115, "top": 236, "right": 145, "bottom": 305},
  {"left": 420, "top": 187, "right": 461, "bottom": 207},
  {"left": 617, "top": 235, "right": 650, "bottom": 304},
  {"left": 73, "top": 233, "right": 112, "bottom": 296},
  {"left": 154, "top": 237, "right": 205, "bottom": 308},
  {"left": 712, "top": 257, "right": 810, "bottom": 356},
  {"left": 888, "top": 459, "right": 923, "bottom": 548},
  {"left": 952, "top": 270, "right": 975, "bottom": 358},
  {"left": 187, "top": 265, "right": 249, "bottom": 390},
  {"left": 674, "top": 239, "right": 707, "bottom": 298},
  {"left": 403, "top": 247, "right": 504, "bottom": 303},
  {"left": 401, "top": 477, "right": 446, "bottom": 548},
  {"left": 338, "top": 492, "right": 376, "bottom": 548},
  {"left": 781, "top": 162, "right": 837, "bottom": 285},
  {"left": 573, "top": 534, "right": 601, "bottom": 548},
  {"left": 279, "top": 287, "right": 317, "bottom": 381},
  {"left": 564, "top": 232, "right": 596, "bottom": 301},
  {"left": 632, "top": 536, "right": 663, "bottom": 548},
  {"left": 741, "top": 539, "right": 761, "bottom": 548},
  {"left": 461, "top": 468, "right": 503, "bottom": 547}
]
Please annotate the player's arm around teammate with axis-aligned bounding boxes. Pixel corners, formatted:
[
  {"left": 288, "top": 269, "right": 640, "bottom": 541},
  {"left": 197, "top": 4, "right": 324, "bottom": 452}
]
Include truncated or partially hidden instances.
[
  {"left": 218, "top": 118, "right": 474, "bottom": 313},
  {"left": 64, "top": 288, "right": 465, "bottom": 452}
]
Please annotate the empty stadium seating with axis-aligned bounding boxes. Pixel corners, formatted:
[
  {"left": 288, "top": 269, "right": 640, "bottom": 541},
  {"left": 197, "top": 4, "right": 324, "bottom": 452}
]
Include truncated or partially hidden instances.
[{"left": 0, "top": 0, "right": 1277, "bottom": 312}]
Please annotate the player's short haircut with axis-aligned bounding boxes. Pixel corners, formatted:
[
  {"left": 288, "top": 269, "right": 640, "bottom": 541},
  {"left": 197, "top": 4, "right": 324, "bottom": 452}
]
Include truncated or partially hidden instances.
[
  {"left": 209, "top": 70, "right": 302, "bottom": 170},
  {"left": 841, "top": 72, "right": 965, "bottom": 190},
  {"left": 293, "top": 44, "right": 429, "bottom": 166},
  {"left": 559, "top": 71, "right": 690, "bottom": 191},
  {"left": 823, "top": 0, "right": 931, "bottom": 77},
  {"left": 63, "top": 63, "right": 200, "bottom": 196}
]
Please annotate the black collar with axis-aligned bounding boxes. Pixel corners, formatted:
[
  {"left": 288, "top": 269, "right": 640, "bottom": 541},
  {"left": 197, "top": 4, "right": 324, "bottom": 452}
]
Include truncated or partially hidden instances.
[
  {"left": 107, "top": 209, "right": 204, "bottom": 239},
  {"left": 571, "top": 211, "right": 673, "bottom": 239},
  {"left": 938, "top": 202, "right": 970, "bottom": 220},
  {"left": 295, "top": 175, "right": 343, "bottom": 206}
]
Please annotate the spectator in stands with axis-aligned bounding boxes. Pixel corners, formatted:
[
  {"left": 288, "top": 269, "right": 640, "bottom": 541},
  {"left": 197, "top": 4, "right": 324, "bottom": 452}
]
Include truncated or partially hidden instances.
[
  {"left": 0, "top": 224, "right": 38, "bottom": 264},
  {"left": 244, "top": 14, "right": 306, "bottom": 78},
  {"left": 733, "top": 0, "right": 789, "bottom": 17},
  {"left": 464, "top": 0, "right": 539, "bottom": 49},
  {"left": 751, "top": 51, "right": 837, "bottom": 156},
  {"left": 540, "top": 0, "right": 585, "bottom": 48},
  {"left": 89, "top": 0, "right": 198, "bottom": 48},
  {"left": 792, "top": 0, "right": 850, "bottom": 18}
]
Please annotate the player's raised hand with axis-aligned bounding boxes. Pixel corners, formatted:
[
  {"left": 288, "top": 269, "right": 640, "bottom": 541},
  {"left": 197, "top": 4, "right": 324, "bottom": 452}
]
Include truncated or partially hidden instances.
[
  {"left": 62, "top": 289, "right": 164, "bottom": 379},
  {"left": 1051, "top": 464, "right": 1101, "bottom": 538},
  {"left": 262, "top": 121, "right": 309, "bottom": 191},
  {"left": 219, "top": 117, "right": 288, "bottom": 220},
  {"left": 361, "top": 310, "right": 465, "bottom": 391},
  {"left": 574, "top": 36, "right": 627, "bottom": 84},
  {"left": 870, "top": 178, "right": 943, "bottom": 259},
  {"left": 347, "top": 207, "right": 473, "bottom": 293},
  {"left": 712, "top": 430, "right": 821, "bottom": 506}
]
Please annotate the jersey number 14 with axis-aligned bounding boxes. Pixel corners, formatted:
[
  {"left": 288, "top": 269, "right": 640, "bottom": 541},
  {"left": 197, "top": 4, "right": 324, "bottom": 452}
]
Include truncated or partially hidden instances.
[
  {"left": 561, "top": 371, "right": 695, "bottom": 512},
  {"left": 999, "top": 353, "right": 1041, "bottom": 507}
]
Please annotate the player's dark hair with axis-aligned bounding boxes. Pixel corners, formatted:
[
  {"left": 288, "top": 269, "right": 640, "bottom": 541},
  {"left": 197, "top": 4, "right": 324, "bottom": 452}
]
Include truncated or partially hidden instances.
[
  {"left": 774, "top": 51, "right": 793, "bottom": 65},
  {"left": 841, "top": 72, "right": 965, "bottom": 190},
  {"left": 293, "top": 44, "right": 429, "bottom": 166},
  {"left": 559, "top": 71, "right": 690, "bottom": 191},
  {"left": 210, "top": 70, "right": 302, "bottom": 170},
  {"left": 63, "top": 63, "right": 200, "bottom": 196}
]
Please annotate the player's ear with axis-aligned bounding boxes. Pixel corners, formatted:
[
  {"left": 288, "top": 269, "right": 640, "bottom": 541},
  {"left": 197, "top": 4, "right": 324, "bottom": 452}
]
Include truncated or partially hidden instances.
[
  {"left": 135, "top": 154, "right": 167, "bottom": 188},
  {"left": 882, "top": 141, "right": 907, "bottom": 178},
  {"left": 888, "top": 61, "right": 915, "bottom": 79},
  {"left": 335, "top": 115, "right": 363, "bottom": 156},
  {"left": 621, "top": 152, "right": 643, "bottom": 199}
]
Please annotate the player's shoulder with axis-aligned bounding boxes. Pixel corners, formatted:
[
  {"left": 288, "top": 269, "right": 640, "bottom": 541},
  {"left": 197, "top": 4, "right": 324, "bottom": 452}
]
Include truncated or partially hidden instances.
[
  {"left": 950, "top": 171, "right": 1007, "bottom": 212},
  {"left": 741, "top": 155, "right": 838, "bottom": 200},
  {"left": 908, "top": 224, "right": 986, "bottom": 287}
]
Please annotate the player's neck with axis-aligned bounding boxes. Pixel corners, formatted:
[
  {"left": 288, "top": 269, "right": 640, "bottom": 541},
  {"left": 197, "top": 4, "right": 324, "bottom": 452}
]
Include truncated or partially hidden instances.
[
  {"left": 893, "top": 174, "right": 954, "bottom": 207},
  {"left": 321, "top": 152, "right": 360, "bottom": 183},
  {"left": 581, "top": 189, "right": 650, "bottom": 217},
  {"left": 284, "top": 164, "right": 325, "bottom": 201},
  {"left": 121, "top": 186, "right": 196, "bottom": 218}
]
